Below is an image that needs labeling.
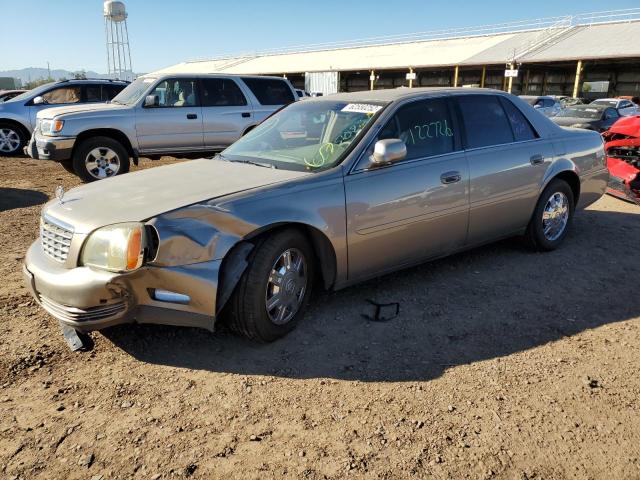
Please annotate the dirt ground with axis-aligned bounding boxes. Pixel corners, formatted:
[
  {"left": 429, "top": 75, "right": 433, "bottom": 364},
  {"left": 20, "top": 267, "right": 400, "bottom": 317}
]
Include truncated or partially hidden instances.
[{"left": 0, "top": 156, "right": 639, "bottom": 480}]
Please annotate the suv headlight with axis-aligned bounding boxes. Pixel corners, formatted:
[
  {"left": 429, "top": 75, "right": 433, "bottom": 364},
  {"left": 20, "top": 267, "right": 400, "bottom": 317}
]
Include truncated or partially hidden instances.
[
  {"left": 81, "top": 223, "right": 146, "bottom": 272},
  {"left": 39, "top": 119, "right": 64, "bottom": 135}
]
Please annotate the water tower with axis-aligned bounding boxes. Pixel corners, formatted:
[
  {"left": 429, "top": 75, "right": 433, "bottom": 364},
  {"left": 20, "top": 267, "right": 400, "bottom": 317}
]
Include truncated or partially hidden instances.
[{"left": 103, "top": 1, "right": 133, "bottom": 81}]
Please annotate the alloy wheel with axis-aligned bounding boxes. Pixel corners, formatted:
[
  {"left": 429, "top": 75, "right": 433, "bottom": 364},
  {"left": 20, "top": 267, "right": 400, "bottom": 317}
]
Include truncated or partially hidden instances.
[
  {"left": 265, "top": 248, "right": 307, "bottom": 325},
  {"left": 542, "top": 191, "right": 569, "bottom": 241},
  {"left": 85, "top": 147, "right": 121, "bottom": 179},
  {"left": 0, "top": 128, "right": 21, "bottom": 153}
]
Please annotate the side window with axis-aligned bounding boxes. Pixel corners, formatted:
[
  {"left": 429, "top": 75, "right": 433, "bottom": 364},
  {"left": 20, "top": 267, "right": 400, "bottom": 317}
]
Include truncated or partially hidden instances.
[
  {"left": 384, "top": 98, "right": 456, "bottom": 161},
  {"left": 543, "top": 99, "right": 555, "bottom": 108},
  {"left": 102, "top": 85, "right": 123, "bottom": 101},
  {"left": 499, "top": 97, "right": 538, "bottom": 142},
  {"left": 604, "top": 108, "right": 619, "bottom": 120},
  {"left": 201, "top": 78, "right": 247, "bottom": 107},
  {"left": 241, "top": 77, "right": 295, "bottom": 105},
  {"left": 85, "top": 85, "right": 102, "bottom": 102},
  {"left": 457, "top": 95, "right": 514, "bottom": 148},
  {"left": 148, "top": 78, "right": 198, "bottom": 107},
  {"left": 42, "top": 86, "right": 81, "bottom": 105}
]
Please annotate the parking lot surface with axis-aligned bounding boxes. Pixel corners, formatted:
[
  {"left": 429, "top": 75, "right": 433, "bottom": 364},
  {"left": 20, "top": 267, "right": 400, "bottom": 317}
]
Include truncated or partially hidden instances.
[{"left": 1, "top": 156, "right": 639, "bottom": 479}]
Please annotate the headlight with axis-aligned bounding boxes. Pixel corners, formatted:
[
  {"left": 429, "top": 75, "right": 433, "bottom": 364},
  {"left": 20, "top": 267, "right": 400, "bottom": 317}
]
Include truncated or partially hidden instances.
[
  {"left": 81, "top": 223, "right": 146, "bottom": 272},
  {"left": 39, "top": 119, "right": 64, "bottom": 135}
]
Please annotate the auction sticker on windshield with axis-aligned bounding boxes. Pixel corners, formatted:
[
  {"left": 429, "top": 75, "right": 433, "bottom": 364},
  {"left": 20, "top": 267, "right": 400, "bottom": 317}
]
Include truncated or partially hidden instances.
[{"left": 341, "top": 103, "right": 383, "bottom": 114}]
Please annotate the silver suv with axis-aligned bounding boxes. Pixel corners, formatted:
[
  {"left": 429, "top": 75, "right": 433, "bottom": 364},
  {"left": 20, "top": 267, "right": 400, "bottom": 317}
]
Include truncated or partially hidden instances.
[
  {"left": 27, "top": 74, "right": 298, "bottom": 181},
  {"left": 0, "top": 79, "right": 127, "bottom": 156}
]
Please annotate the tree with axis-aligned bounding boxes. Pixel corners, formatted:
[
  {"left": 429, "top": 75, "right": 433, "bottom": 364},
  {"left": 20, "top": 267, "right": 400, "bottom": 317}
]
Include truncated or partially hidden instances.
[{"left": 24, "top": 77, "right": 55, "bottom": 89}]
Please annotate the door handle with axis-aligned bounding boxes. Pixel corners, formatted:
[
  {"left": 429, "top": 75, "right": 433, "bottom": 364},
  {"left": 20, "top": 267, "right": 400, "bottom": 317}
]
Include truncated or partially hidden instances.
[
  {"left": 440, "top": 171, "right": 461, "bottom": 184},
  {"left": 241, "top": 112, "right": 251, "bottom": 118},
  {"left": 530, "top": 154, "right": 544, "bottom": 165},
  {"left": 186, "top": 113, "right": 198, "bottom": 120}
]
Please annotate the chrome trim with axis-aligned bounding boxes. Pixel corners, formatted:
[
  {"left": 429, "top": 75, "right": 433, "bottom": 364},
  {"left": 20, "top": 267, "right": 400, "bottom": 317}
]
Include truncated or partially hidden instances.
[{"left": 38, "top": 294, "right": 126, "bottom": 323}]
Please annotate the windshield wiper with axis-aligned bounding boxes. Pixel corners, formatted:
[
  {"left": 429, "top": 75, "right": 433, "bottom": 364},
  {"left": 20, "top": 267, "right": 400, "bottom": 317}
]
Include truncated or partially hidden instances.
[{"left": 227, "top": 158, "right": 276, "bottom": 169}]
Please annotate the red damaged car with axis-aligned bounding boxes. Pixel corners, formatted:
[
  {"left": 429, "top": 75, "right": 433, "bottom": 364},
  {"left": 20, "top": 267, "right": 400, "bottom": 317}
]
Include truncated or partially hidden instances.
[{"left": 603, "top": 115, "right": 640, "bottom": 205}]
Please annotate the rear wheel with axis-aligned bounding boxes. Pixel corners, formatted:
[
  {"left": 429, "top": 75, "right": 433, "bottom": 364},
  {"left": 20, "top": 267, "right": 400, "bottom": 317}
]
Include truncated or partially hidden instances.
[
  {"left": 72, "top": 136, "right": 130, "bottom": 182},
  {"left": 226, "top": 229, "right": 315, "bottom": 342},
  {"left": 525, "top": 178, "right": 575, "bottom": 251},
  {"left": 0, "top": 123, "right": 27, "bottom": 156}
]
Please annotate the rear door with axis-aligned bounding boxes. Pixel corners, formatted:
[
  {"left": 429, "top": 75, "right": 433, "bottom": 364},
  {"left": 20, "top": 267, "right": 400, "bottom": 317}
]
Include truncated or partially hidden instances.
[
  {"left": 456, "top": 94, "right": 555, "bottom": 245},
  {"left": 134, "top": 77, "right": 204, "bottom": 154},
  {"left": 344, "top": 96, "right": 470, "bottom": 281},
  {"left": 200, "top": 77, "right": 252, "bottom": 149}
]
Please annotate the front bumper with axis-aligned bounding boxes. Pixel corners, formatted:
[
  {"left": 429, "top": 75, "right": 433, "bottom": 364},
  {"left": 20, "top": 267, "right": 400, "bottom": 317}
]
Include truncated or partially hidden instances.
[
  {"left": 26, "top": 132, "right": 76, "bottom": 161},
  {"left": 24, "top": 240, "right": 220, "bottom": 333}
]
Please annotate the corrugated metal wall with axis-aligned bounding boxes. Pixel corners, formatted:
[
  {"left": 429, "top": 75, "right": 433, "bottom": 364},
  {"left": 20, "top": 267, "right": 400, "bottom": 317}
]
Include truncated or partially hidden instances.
[{"left": 305, "top": 72, "right": 339, "bottom": 95}]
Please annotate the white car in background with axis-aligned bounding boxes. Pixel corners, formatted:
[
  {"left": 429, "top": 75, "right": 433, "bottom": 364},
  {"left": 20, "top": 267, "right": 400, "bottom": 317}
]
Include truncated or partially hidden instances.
[
  {"left": 590, "top": 98, "right": 639, "bottom": 116},
  {"left": 519, "top": 95, "right": 562, "bottom": 117}
]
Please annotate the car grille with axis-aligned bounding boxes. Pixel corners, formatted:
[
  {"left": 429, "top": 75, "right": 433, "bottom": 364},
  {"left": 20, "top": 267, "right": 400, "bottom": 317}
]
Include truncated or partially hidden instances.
[
  {"left": 41, "top": 215, "right": 74, "bottom": 262},
  {"left": 38, "top": 294, "right": 126, "bottom": 323}
]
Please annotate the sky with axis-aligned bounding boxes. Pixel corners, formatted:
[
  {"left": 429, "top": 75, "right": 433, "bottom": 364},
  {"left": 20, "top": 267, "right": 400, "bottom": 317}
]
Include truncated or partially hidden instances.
[{"left": 1, "top": 0, "right": 639, "bottom": 74}]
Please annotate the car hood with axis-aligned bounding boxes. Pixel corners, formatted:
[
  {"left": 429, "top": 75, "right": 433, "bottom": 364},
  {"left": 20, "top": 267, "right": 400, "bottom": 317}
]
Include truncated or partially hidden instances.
[
  {"left": 552, "top": 116, "right": 599, "bottom": 127},
  {"left": 43, "top": 159, "right": 310, "bottom": 234},
  {"left": 38, "top": 102, "right": 130, "bottom": 119}
]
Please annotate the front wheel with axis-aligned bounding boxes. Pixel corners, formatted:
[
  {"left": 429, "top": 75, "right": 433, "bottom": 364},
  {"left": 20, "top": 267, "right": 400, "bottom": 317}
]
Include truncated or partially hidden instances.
[
  {"left": 0, "top": 123, "right": 27, "bottom": 156},
  {"left": 72, "top": 136, "right": 130, "bottom": 182},
  {"left": 226, "top": 229, "right": 315, "bottom": 342},
  {"left": 525, "top": 178, "right": 575, "bottom": 251}
]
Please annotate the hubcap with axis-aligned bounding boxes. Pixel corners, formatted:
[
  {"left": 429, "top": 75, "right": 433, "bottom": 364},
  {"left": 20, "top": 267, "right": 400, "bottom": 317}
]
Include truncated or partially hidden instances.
[
  {"left": 85, "top": 147, "right": 120, "bottom": 179},
  {"left": 542, "top": 191, "right": 569, "bottom": 241},
  {"left": 0, "top": 128, "right": 21, "bottom": 153},
  {"left": 265, "top": 248, "right": 307, "bottom": 325}
]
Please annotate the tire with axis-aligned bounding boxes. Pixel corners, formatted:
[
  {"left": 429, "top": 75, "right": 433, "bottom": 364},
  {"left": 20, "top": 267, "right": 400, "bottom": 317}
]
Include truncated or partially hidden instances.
[
  {"left": 59, "top": 160, "right": 75, "bottom": 174},
  {"left": 72, "top": 136, "right": 130, "bottom": 182},
  {"left": 525, "top": 178, "right": 575, "bottom": 251},
  {"left": 0, "top": 122, "right": 27, "bottom": 157},
  {"left": 226, "top": 229, "right": 315, "bottom": 342}
]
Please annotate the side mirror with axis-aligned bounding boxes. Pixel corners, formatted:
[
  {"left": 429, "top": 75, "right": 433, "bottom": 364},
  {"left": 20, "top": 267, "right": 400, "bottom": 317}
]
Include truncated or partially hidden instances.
[
  {"left": 33, "top": 96, "right": 45, "bottom": 105},
  {"left": 371, "top": 139, "right": 407, "bottom": 165},
  {"left": 144, "top": 95, "right": 159, "bottom": 107}
]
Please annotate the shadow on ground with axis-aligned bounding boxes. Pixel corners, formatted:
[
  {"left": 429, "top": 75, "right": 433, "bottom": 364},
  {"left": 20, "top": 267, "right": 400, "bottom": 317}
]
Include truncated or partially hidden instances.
[
  {"left": 0, "top": 188, "right": 49, "bottom": 212},
  {"left": 104, "top": 207, "right": 640, "bottom": 382}
]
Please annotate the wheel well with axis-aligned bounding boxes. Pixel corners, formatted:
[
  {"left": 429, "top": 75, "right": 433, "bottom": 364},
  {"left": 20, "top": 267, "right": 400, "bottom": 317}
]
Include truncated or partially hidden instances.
[
  {"left": 0, "top": 119, "right": 30, "bottom": 141},
  {"left": 73, "top": 129, "right": 135, "bottom": 159},
  {"left": 553, "top": 170, "right": 580, "bottom": 204},
  {"left": 245, "top": 223, "right": 337, "bottom": 290},
  {"left": 242, "top": 125, "right": 257, "bottom": 136}
]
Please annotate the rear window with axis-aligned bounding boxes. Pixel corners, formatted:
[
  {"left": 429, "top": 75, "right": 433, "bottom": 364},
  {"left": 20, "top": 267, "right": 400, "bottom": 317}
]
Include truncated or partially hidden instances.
[
  {"left": 102, "top": 84, "right": 125, "bottom": 101},
  {"left": 499, "top": 97, "right": 538, "bottom": 142},
  {"left": 241, "top": 77, "right": 295, "bottom": 105},
  {"left": 457, "top": 95, "right": 514, "bottom": 148}
]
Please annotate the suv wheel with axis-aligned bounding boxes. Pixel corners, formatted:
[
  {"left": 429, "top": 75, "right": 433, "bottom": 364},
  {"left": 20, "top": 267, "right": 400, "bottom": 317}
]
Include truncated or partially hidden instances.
[
  {"left": 226, "top": 229, "right": 315, "bottom": 342},
  {"left": 525, "top": 178, "right": 575, "bottom": 251},
  {"left": 73, "top": 136, "right": 130, "bottom": 182},
  {"left": 0, "top": 123, "right": 26, "bottom": 156}
]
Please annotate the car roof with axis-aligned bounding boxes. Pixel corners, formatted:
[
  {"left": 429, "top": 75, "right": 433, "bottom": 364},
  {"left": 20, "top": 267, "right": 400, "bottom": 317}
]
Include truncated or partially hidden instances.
[
  {"left": 54, "top": 78, "right": 129, "bottom": 85},
  {"left": 140, "top": 72, "right": 291, "bottom": 81},
  {"left": 306, "top": 87, "right": 509, "bottom": 104}
]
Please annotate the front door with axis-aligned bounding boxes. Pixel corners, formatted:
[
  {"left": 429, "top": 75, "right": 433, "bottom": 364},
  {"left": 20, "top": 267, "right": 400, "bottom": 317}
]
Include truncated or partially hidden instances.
[
  {"left": 199, "top": 77, "right": 253, "bottom": 149},
  {"left": 135, "top": 77, "right": 204, "bottom": 154},
  {"left": 28, "top": 84, "right": 83, "bottom": 129},
  {"left": 344, "top": 97, "right": 470, "bottom": 281},
  {"left": 456, "top": 94, "right": 555, "bottom": 245}
]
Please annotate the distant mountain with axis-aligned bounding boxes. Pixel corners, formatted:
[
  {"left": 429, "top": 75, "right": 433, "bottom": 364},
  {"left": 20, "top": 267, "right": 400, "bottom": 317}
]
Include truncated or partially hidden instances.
[{"left": 0, "top": 68, "right": 143, "bottom": 85}]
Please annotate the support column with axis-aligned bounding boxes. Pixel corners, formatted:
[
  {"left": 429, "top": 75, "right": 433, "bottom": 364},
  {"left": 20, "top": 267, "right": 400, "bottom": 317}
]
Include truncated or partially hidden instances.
[
  {"left": 572, "top": 60, "right": 583, "bottom": 98},
  {"left": 507, "top": 63, "right": 514, "bottom": 94},
  {"left": 370, "top": 70, "right": 375, "bottom": 90},
  {"left": 453, "top": 65, "right": 459, "bottom": 87},
  {"left": 408, "top": 67, "right": 414, "bottom": 88},
  {"left": 480, "top": 66, "right": 486, "bottom": 88}
]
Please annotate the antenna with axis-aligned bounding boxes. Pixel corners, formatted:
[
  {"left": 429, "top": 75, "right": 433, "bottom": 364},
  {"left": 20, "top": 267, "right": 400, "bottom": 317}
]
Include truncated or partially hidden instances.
[{"left": 103, "top": 1, "right": 133, "bottom": 81}]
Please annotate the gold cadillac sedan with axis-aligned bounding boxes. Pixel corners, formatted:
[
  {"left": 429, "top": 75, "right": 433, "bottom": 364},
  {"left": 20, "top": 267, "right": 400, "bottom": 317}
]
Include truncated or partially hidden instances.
[{"left": 24, "top": 88, "right": 608, "bottom": 343}]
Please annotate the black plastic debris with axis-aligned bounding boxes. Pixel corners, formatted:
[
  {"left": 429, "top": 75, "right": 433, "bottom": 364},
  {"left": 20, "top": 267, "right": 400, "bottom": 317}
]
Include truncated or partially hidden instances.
[
  {"left": 362, "top": 299, "right": 400, "bottom": 322},
  {"left": 59, "top": 322, "right": 94, "bottom": 352}
]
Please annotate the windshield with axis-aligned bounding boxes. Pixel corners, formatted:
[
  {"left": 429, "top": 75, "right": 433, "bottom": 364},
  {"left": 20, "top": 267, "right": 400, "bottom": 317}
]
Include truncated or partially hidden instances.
[
  {"left": 6, "top": 82, "right": 56, "bottom": 103},
  {"left": 222, "top": 100, "right": 387, "bottom": 171},
  {"left": 557, "top": 107, "right": 603, "bottom": 119},
  {"left": 111, "top": 77, "right": 155, "bottom": 105}
]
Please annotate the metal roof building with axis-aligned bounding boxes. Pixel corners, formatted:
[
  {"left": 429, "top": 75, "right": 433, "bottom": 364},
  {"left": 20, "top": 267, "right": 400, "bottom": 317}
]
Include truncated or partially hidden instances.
[{"left": 152, "top": 9, "right": 640, "bottom": 97}]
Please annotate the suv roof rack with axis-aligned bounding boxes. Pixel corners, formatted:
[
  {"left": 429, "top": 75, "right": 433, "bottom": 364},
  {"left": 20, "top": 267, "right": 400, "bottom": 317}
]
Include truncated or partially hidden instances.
[{"left": 57, "top": 78, "right": 130, "bottom": 84}]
